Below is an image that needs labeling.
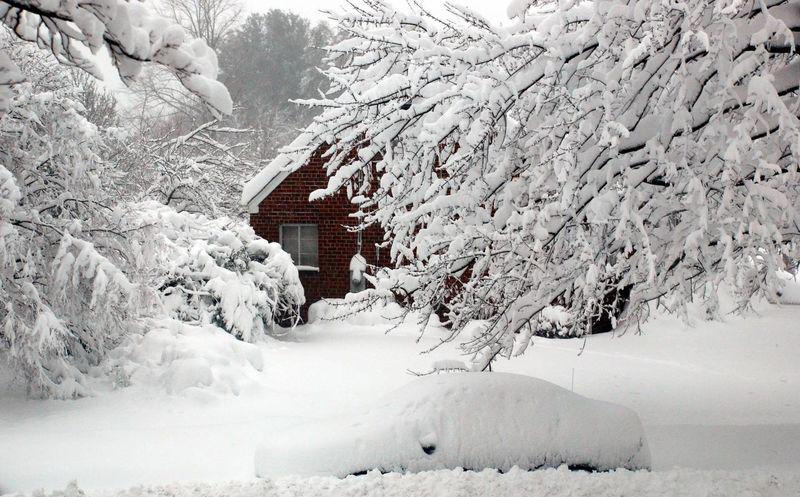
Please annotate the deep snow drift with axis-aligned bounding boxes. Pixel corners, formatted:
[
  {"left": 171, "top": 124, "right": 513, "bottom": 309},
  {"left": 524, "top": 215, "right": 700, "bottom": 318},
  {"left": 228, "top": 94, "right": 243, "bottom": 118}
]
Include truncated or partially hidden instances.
[{"left": 255, "top": 373, "right": 650, "bottom": 477}]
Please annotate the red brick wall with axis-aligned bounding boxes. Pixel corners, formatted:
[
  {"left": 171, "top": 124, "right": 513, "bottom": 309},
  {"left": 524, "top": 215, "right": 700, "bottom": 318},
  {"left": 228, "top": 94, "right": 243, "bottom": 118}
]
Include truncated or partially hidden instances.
[{"left": 249, "top": 152, "right": 385, "bottom": 321}]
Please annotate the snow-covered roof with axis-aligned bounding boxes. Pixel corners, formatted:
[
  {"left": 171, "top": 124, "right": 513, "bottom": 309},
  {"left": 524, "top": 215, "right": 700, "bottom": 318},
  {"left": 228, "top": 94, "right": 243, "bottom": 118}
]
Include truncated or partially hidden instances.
[
  {"left": 240, "top": 154, "right": 296, "bottom": 213},
  {"left": 240, "top": 133, "right": 315, "bottom": 213}
]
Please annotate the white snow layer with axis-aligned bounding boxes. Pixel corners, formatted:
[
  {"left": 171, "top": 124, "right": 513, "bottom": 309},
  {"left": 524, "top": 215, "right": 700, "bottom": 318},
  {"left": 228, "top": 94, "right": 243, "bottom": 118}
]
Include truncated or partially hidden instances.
[
  {"left": 306, "top": 295, "right": 443, "bottom": 327},
  {"left": 2, "top": 295, "right": 800, "bottom": 493},
  {"left": 307, "top": 297, "right": 407, "bottom": 325},
  {"left": 10, "top": 467, "right": 800, "bottom": 497},
  {"left": 254, "top": 372, "right": 650, "bottom": 477},
  {"left": 103, "top": 318, "right": 265, "bottom": 396}
]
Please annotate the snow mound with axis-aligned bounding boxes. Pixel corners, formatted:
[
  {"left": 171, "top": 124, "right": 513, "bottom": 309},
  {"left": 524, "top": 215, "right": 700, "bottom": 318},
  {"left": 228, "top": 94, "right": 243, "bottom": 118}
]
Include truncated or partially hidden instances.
[
  {"left": 103, "top": 319, "right": 265, "bottom": 395},
  {"left": 254, "top": 372, "right": 650, "bottom": 477},
  {"left": 307, "top": 297, "right": 408, "bottom": 326},
  {"left": 307, "top": 295, "right": 442, "bottom": 328}
]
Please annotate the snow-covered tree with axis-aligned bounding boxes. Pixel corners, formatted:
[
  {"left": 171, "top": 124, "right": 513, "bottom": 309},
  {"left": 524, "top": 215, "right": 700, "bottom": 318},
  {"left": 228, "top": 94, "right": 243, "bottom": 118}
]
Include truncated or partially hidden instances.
[
  {"left": 69, "top": 69, "right": 119, "bottom": 129},
  {"left": 0, "top": 0, "right": 232, "bottom": 116},
  {"left": 220, "top": 10, "right": 334, "bottom": 161},
  {"left": 266, "top": 0, "right": 800, "bottom": 368},
  {"left": 0, "top": 41, "right": 146, "bottom": 397},
  {"left": 118, "top": 8, "right": 334, "bottom": 216},
  {"left": 113, "top": 117, "right": 254, "bottom": 217},
  {"left": 159, "top": 0, "right": 244, "bottom": 50},
  {"left": 0, "top": 0, "right": 233, "bottom": 396}
]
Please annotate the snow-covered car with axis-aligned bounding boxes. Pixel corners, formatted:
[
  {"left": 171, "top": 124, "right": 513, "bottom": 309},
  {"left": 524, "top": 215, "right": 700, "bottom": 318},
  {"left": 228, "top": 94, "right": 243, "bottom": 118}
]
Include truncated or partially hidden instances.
[
  {"left": 254, "top": 372, "right": 650, "bottom": 477},
  {"left": 771, "top": 270, "right": 800, "bottom": 305}
]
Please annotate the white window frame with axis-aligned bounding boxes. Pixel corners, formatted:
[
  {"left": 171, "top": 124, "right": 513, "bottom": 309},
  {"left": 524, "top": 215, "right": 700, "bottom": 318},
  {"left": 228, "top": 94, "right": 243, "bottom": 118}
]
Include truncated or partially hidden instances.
[{"left": 279, "top": 223, "right": 319, "bottom": 271}]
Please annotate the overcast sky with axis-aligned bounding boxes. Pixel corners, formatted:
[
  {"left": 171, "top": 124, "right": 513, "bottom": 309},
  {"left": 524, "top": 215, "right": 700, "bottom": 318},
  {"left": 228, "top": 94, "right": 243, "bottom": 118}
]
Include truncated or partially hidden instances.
[{"left": 241, "top": 0, "right": 510, "bottom": 23}]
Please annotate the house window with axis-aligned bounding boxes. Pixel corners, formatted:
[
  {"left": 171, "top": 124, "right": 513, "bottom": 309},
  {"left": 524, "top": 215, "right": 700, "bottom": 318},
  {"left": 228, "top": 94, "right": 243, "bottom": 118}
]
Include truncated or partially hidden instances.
[{"left": 280, "top": 224, "right": 318, "bottom": 269}]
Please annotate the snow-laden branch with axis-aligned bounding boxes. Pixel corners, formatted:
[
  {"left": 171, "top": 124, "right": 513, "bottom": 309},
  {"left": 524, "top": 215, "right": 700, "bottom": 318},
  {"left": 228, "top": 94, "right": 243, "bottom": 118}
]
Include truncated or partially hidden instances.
[
  {"left": 0, "top": 0, "right": 232, "bottom": 115},
  {"left": 264, "top": 0, "right": 800, "bottom": 364}
]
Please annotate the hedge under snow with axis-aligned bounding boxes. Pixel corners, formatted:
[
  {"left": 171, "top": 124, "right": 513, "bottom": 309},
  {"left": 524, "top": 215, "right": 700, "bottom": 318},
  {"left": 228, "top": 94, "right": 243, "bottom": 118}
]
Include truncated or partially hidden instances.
[
  {"left": 255, "top": 372, "right": 650, "bottom": 477},
  {"left": 133, "top": 202, "right": 305, "bottom": 342}
]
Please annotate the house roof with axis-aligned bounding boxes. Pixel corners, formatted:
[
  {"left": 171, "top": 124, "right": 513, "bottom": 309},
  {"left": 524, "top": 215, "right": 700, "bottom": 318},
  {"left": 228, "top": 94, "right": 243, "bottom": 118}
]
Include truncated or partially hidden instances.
[
  {"left": 241, "top": 134, "right": 314, "bottom": 213},
  {"left": 241, "top": 154, "right": 295, "bottom": 213}
]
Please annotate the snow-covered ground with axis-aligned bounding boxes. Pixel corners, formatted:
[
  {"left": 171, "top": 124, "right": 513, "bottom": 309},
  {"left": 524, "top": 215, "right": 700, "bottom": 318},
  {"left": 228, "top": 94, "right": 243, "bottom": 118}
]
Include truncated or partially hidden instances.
[
  {"left": 16, "top": 467, "right": 800, "bottom": 497},
  {"left": 1, "top": 298, "right": 799, "bottom": 496}
]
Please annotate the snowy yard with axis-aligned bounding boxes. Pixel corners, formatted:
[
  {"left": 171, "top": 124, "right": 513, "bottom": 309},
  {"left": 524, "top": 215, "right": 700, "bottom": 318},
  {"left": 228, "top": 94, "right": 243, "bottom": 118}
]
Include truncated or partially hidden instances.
[
  {"left": 2, "top": 0, "right": 800, "bottom": 495},
  {"left": 13, "top": 468, "right": 799, "bottom": 497},
  {"left": 1, "top": 299, "right": 799, "bottom": 496}
]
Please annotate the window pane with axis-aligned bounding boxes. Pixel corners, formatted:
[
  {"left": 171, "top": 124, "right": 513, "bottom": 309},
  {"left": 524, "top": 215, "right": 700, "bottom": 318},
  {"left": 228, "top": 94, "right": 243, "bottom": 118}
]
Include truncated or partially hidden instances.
[
  {"left": 299, "top": 249, "right": 318, "bottom": 268},
  {"left": 300, "top": 225, "right": 318, "bottom": 246},
  {"left": 280, "top": 225, "right": 299, "bottom": 263},
  {"left": 282, "top": 225, "right": 318, "bottom": 268},
  {"left": 299, "top": 225, "right": 318, "bottom": 267}
]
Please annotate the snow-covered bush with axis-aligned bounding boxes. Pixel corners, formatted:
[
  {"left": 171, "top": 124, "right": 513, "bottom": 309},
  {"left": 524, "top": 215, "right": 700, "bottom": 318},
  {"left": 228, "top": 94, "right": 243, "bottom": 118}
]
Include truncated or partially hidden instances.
[
  {"left": 103, "top": 318, "right": 266, "bottom": 395},
  {"left": 307, "top": 295, "right": 406, "bottom": 325},
  {"left": 306, "top": 293, "right": 444, "bottom": 329},
  {"left": 255, "top": 372, "right": 651, "bottom": 477},
  {"left": 256, "top": 0, "right": 800, "bottom": 368},
  {"left": 131, "top": 203, "right": 304, "bottom": 341}
]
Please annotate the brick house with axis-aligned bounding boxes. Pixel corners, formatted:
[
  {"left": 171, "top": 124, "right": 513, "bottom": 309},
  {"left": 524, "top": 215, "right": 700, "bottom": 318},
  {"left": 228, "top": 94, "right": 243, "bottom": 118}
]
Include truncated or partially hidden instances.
[{"left": 242, "top": 148, "right": 384, "bottom": 321}]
